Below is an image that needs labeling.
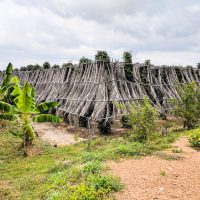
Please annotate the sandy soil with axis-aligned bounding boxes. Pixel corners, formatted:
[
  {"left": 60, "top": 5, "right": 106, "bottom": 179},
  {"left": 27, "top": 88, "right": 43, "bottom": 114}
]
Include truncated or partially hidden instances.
[
  {"left": 109, "top": 137, "right": 200, "bottom": 200},
  {"left": 33, "top": 122, "right": 86, "bottom": 146}
]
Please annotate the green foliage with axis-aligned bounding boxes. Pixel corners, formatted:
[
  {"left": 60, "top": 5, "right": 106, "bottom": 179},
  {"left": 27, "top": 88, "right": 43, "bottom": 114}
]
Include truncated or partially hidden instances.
[
  {"left": 188, "top": 129, "right": 200, "bottom": 148},
  {"left": 52, "top": 64, "right": 60, "bottom": 69},
  {"left": 14, "top": 82, "right": 36, "bottom": 113},
  {"left": 126, "top": 97, "right": 158, "bottom": 142},
  {"left": 0, "top": 81, "right": 62, "bottom": 154},
  {"left": 43, "top": 61, "right": 51, "bottom": 69},
  {"left": 33, "top": 114, "right": 63, "bottom": 123},
  {"left": 79, "top": 57, "right": 92, "bottom": 65},
  {"left": 172, "top": 82, "right": 200, "bottom": 129},
  {"left": 140, "top": 60, "right": 151, "bottom": 83},
  {"left": 123, "top": 51, "right": 133, "bottom": 82},
  {"left": 172, "top": 148, "right": 182, "bottom": 153},
  {"left": 0, "top": 124, "right": 186, "bottom": 199},
  {"left": 0, "top": 63, "right": 13, "bottom": 100},
  {"left": 82, "top": 161, "right": 102, "bottom": 175},
  {"left": 160, "top": 170, "right": 166, "bottom": 176},
  {"left": 35, "top": 101, "right": 59, "bottom": 113},
  {"left": 95, "top": 51, "right": 110, "bottom": 64},
  {"left": 62, "top": 62, "right": 73, "bottom": 68}
]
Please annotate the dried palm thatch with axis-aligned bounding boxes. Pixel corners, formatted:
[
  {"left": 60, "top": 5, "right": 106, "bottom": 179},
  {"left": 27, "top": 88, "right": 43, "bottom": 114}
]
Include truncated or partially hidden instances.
[{"left": 1, "top": 62, "right": 199, "bottom": 129}]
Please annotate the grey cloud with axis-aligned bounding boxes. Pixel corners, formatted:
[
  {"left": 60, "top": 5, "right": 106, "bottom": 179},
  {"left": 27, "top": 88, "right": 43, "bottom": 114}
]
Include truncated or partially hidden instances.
[{"left": 0, "top": 0, "right": 200, "bottom": 69}]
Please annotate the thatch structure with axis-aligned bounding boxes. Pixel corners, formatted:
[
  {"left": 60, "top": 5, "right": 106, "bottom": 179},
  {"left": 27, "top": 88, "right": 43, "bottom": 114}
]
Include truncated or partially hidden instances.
[{"left": 0, "top": 62, "right": 199, "bottom": 128}]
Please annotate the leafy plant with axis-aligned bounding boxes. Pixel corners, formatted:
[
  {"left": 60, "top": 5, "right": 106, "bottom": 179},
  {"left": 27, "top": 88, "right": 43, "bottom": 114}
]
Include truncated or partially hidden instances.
[
  {"left": 123, "top": 51, "right": 133, "bottom": 82},
  {"left": 126, "top": 97, "right": 158, "bottom": 142},
  {"left": 0, "top": 63, "right": 13, "bottom": 100},
  {"left": 0, "top": 81, "right": 62, "bottom": 155},
  {"left": 172, "top": 82, "right": 200, "bottom": 129},
  {"left": 189, "top": 129, "right": 200, "bottom": 148}
]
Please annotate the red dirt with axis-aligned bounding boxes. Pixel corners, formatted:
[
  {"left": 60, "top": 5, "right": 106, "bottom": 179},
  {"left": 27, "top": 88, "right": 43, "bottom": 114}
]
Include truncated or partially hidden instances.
[{"left": 109, "top": 137, "right": 200, "bottom": 200}]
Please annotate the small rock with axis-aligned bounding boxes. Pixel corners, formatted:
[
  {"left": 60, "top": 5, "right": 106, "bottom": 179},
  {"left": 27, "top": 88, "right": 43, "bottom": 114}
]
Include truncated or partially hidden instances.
[
  {"left": 168, "top": 167, "right": 173, "bottom": 170},
  {"left": 159, "top": 187, "right": 165, "bottom": 192}
]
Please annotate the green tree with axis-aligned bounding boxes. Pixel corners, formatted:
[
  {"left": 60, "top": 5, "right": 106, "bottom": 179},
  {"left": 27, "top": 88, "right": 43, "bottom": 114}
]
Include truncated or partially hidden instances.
[
  {"left": 95, "top": 51, "right": 110, "bottom": 64},
  {"left": 43, "top": 61, "right": 51, "bottom": 69},
  {"left": 0, "top": 63, "right": 19, "bottom": 102},
  {"left": 52, "top": 64, "right": 60, "bottom": 69},
  {"left": 123, "top": 51, "right": 133, "bottom": 82},
  {"left": 20, "top": 66, "right": 28, "bottom": 71},
  {"left": 172, "top": 82, "right": 200, "bottom": 129},
  {"left": 79, "top": 57, "right": 92, "bottom": 65},
  {"left": 62, "top": 62, "right": 73, "bottom": 68},
  {"left": 0, "top": 81, "right": 62, "bottom": 155}
]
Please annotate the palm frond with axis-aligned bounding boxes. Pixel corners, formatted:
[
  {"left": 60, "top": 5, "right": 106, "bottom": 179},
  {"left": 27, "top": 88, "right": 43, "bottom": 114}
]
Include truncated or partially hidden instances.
[
  {"left": 0, "top": 114, "right": 17, "bottom": 121},
  {"left": 33, "top": 114, "right": 63, "bottom": 123},
  {"left": 35, "top": 102, "right": 59, "bottom": 113},
  {"left": 0, "top": 101, "right": 15, "bottom": 113},
  {"left": 14, "top": 82, "right": 35, "bottom": 113}
]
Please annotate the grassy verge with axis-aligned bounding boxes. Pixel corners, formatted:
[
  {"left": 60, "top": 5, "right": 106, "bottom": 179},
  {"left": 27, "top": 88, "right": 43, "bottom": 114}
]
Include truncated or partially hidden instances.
[{"left": 0, "top": 123, "right": 189, "bottom": 200}]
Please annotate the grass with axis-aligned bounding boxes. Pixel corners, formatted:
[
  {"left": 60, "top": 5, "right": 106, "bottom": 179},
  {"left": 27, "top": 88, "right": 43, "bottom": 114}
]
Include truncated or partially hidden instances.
[
  {"left": 0, "top": 122, "right": 191, "bottom": 200},
  {"left": 160, "top": 170, "right": 166, "bottom": 176}
]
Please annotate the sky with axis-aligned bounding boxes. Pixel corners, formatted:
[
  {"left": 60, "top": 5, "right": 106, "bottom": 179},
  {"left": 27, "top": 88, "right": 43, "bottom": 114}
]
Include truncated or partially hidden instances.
[{"left": 0, "top": 0, "right": 200, "bottom": 69}]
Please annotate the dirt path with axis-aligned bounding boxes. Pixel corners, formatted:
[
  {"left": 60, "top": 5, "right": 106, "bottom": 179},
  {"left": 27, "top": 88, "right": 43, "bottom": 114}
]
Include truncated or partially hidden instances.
[
  {"left": 33, "top": 123, "right": 85, "bottom": 146},
  {"left": 109, "top": 137, "right": 200, "bottom": 200}
]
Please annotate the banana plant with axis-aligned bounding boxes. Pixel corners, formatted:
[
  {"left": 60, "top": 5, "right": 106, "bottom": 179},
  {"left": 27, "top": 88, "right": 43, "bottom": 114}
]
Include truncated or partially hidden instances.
[
  {"left": 0, "top": 63, "right": 20, "bottom": 104},
  {"left": 0, "top": 63, "right": 13, "bottom": 99},
  {"left": 0, "top": 81, "right": 62, "bottom": 155}
]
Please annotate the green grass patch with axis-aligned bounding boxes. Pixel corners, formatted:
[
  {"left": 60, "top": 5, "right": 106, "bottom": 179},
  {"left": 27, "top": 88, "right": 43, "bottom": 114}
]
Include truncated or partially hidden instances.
[{"left": 0, "top": 124, "right": 190, "bottom": 199}]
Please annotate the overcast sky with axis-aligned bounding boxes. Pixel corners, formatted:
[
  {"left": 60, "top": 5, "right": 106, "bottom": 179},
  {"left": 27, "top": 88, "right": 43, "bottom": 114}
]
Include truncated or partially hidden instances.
[{"left": 0, "top": 0, "right": 200, "bottom": 69}]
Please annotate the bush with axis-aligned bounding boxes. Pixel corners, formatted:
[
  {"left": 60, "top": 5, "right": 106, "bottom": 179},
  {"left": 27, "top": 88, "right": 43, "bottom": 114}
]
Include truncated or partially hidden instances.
[
  {"left": 172, "top": 82, "right": 200, "bottom": 129},
  {"left": 127, "top": 97, "right": 158, "bottom": 142},
  {"left": 189, "top": 129, "right": 200, "bottom": 148}
]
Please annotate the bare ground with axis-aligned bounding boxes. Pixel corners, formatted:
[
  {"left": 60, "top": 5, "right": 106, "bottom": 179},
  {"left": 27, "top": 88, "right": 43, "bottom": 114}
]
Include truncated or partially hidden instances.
[
  {"left": 109, "top": 137, "right": 200, "bottom": 200},
  {"left": 33, "top": 123, "right": 86, "bottom": 146}
]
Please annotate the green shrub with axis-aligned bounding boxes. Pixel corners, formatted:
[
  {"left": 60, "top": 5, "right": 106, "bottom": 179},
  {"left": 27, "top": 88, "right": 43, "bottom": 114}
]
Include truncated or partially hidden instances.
[
  {"left": 82, "top": 161, "right": 102, "bottom": 174},
  {"left": 189, "top": 129, "right": 200, "bottom": 148},
  {"left": 172, "top": 82, "right": 200, "bottom": 129},
  {"left": 127, "top": 97, "right": 158, "bottom": 142}
]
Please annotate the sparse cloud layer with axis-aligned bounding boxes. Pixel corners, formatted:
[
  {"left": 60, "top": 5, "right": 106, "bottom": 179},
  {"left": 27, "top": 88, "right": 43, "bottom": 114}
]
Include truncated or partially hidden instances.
[{"left": 0, "top": 0, "right": 200, "bottom": 69}]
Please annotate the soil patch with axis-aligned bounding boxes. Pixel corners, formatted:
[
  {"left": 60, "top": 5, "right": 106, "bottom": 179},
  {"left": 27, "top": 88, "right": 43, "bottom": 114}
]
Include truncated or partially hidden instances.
[
  {"left": 33, "top": 122, "right": 86, "bottom": 146},
  {"left": 109, "top": 137, "right": 200, "bottom": 200}
]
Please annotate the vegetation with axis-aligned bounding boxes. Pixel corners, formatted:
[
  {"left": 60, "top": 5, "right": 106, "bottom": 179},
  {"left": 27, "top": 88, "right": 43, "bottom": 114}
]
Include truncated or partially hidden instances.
[
  {"left": 125, "top": 97, "right": 158, "bottom": 142},
  {"left": 188, "top": 129, "right": 200, "bottom": 148},
  {"left": 0, "top": 122, "right": 187, "bottom": 199},
  {"left": 123, "top": 51, "right": 133, "bottom": 82},
  {"left": 0, "top": 81, "right": 62, "bottom": 155},
  {"left": 172, "top": 82, "right": 200, "bottom": 129},
  {"left": 79, "top": 57, "right": 92, "bottom": 65},
  {"left": 43, "top": 61, "right": 51, "bottom": 69},
  {"left": 95, "top": 51, "right": 110, "bottom": 64},
  {"left": 0, "top": 63, "right": 13, "bottom": 100}
]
